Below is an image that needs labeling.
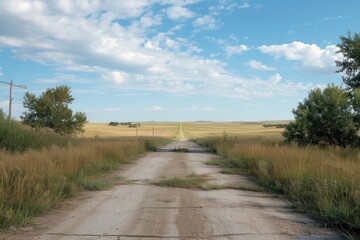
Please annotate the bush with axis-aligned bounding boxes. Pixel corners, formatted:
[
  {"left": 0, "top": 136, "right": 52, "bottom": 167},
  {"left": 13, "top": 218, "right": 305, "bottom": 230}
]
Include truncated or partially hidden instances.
[
  {"left": 283, "top": 84, "right": 359, "bottom": 148},
  {"left": 109, "top": 122, "right": 119, "bottom": 126}
]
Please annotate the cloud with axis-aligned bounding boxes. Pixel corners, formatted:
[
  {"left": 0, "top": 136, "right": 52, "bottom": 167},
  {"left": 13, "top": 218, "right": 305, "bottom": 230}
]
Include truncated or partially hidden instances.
[
  {"left": 245, "top": 60, "right": 276, "bottom": 71},
  {"left": 193, "top": 15, "right": 219, "bottom": 30},
  {"left": 111, "top": 71, "right": 127, "bottom": 84},
  {"left": 231, "top": 73, "right": 313, "bottom": 99},
  {"left": 0, "top": 1, "right": 314, "bottom": 100},
  {"left": 202, "top": 106, "right": 215, "bottom": 111},
  {"left": 146, "top": 105, "right": 162, "bottom": 111},
  {"left": 269, "top": 73, "right": 282, "bottom": 83},
  {"left": 32, "top": 73, "right": 92, "bottom": 84},
  {"left": 323, "top": 16, "right": 344, "bottom": 21},
  {"left": 258, "top": 41, "right": 342, "bottom": 73},
  {"left": 0, "top": 67, "right": 2, "bottom": 76},
  {"left": 210, "top": 0, "right": 250, "bottom": 14},
  {"left": 239, "top": 2, "right": 250, "bottom": 9},
  {"left": 225, "top": 44, "right": 249, "bottom": 56},
  {"left": 166, "top": 6, "right": 195, "bottom": 20}
]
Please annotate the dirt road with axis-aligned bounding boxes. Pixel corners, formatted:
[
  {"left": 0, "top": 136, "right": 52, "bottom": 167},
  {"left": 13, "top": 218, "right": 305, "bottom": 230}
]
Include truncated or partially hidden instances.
[{"left": 6, "top": 141, "right": 344, "bottom": 240}]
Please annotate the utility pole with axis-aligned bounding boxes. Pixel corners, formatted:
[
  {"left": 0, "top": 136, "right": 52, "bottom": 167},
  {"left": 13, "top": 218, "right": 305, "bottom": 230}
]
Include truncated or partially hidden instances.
[{"left": 0, "top": 80, "right": 26, "bottom": 120}]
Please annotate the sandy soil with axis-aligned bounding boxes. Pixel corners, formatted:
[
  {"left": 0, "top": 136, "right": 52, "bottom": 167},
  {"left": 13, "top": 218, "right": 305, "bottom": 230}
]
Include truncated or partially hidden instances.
[{"left": 3, "top": 141, "right": 345, "bottom": 240}]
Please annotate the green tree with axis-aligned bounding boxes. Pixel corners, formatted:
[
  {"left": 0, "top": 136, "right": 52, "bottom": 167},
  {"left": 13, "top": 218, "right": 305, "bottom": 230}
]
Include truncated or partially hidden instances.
[
  {"left": 21, "top": 85, "right": 87, "bottom": 135},
  {"left": 336, "top": 32, "right": 360, "bottom": 91},
  {"left": 283, "top": 84, "right": 359, "bottom": 148}
]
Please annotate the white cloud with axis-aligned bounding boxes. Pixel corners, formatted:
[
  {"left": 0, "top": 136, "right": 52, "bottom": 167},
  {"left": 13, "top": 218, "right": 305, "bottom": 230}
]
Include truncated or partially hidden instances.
[
  {"left": 210, "top": 0, "right": 250, "bottom": 14},
  {"left": 0, "top": 67, "right": 2, "bottom": 75},
  {"left": 225, "top": 45, "right": 249, "bottom": 56},
  {"left": 166, "top": 6, "right": 195, "bottom": 20},
  {"left": 146, "top": 105, "right": 162, "bottom": 111},
  {"left": 202, "top": 106, "right": 215, "bottom": 111},
  {"left": 323, "top": 16, "right": 344, "bottom": 21},
  {"left": 0, "top": 1, "right": 314, "bottom": 100},
  {"left": 102, "top": 108, "right": 123, "bottom": 112},
  {"left": 245, "top": 60, "right": 276, "bottom": 71},
  {"left": 258, "top": 41, "right": 342, "bottom": 73},
  {"left": 193, "top": 15, "right": 218, "bottom": 30},
  {"left": 239, "top": 2, "right": 250, "bottom": 9},
  {"left": 111, "top": 71, "right": 127, "bottom": 84},
  {"left": 32, "top": 73, "right": 92, "bottom": 84},
  {"left": 269, "top": 73, "right": 282, "bottom": 83}
]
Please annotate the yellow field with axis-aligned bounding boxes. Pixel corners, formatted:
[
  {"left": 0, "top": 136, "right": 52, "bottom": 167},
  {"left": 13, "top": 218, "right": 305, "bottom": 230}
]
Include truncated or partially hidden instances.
[
  {"left": 81, "top": 122, "right": 179, "bottom": 138},
  {"left": 81, "top": 122, "right": 287, "bottom": 140},
  {"left": 182, "top": 122, "right": 286, "bottom": 140}
]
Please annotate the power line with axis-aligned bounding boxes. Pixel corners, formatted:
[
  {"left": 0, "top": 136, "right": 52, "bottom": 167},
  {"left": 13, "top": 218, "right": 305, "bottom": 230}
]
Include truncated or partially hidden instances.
[{"left": 0, "top": 80, "right": 26, "bottom": 120}]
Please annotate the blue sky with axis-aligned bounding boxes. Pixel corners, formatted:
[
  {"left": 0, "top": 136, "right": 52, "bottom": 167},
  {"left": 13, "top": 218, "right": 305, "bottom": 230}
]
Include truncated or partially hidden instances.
[{"left": 0, "top": 0, "right": 358, "bottom": 122}]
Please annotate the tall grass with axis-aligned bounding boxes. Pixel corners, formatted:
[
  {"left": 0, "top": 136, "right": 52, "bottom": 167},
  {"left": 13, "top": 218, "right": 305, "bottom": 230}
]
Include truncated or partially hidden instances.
[
  {"left": 0, "top": 110, "right": 70, "bottom": 152},
  {"left": 0, "top": 137, "right": 163, "bottom": 228},
  {"left": 199, "top": 137, "right": 360, "bottom": 235}
]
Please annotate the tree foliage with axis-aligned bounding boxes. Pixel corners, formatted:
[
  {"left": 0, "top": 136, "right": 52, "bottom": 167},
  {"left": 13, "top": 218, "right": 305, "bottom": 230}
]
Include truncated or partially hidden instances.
[
  {"left": 336, "top": 32, "right": 360, "bottom": 91},
  {"left": 21, "top": 85, "right": 87, "bottom": 135},
  {"left": 284, "top": 32, "right": 360, "bottom": 148},
  {"left": 283, "top": 85, "right": 359, "bottom": 148}
]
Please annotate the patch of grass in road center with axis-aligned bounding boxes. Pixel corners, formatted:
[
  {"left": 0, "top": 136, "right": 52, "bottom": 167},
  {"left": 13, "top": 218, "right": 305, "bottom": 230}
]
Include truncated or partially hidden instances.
[
  {"left": 154, "top": 175, "right": 206, "bottom": 189},
  {"left": 172, "top": 147, "right": 189, "bottom": 152},
  {"left": 201, "top": 182, "right": 263, "bottom": 192},
  {"left": 154, "top": 175, "right": 263, "bottom": 192}
]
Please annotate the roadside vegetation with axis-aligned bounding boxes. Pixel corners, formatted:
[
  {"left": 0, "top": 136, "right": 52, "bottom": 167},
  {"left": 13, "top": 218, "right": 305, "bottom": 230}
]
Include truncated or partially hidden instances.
[
  {"left": 196, "top": 136, "right": 360, "bottom": 235},
  {"left": 0, "top": 112, "right": 168, "bottom": 229}
]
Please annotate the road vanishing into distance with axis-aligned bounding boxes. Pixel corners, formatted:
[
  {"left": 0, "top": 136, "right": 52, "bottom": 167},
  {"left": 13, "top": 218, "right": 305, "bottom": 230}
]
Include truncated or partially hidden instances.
[{"left": 6, "top": 140, "right": 344, "bottom": 240}]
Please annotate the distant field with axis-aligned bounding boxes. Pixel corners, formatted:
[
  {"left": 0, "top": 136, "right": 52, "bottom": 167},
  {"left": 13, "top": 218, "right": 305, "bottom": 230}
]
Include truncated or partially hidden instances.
[
  {"left": 82, "top": 122, "right": 179, "bottom": 138},
  {"left": 182, "top": 122, "right": 286, "bottom": 140},
  {"left": 82, "top": 122, "right": 288, "bottom": 140}
]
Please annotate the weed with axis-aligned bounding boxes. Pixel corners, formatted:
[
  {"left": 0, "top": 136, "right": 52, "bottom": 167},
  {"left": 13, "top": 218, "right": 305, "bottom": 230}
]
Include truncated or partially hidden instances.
[
  {"left": 173, "top": 148, "right": 188, "bottom": 152},
  {"left": 154, "top": 175, "right": 206, "bottom": 189}
]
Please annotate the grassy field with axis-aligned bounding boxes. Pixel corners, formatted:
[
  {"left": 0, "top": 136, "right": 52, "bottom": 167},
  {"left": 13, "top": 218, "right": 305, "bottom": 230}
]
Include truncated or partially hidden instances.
[
  {"left": 182, "top": 122, "right": 285, "bottom": 140},
  {"left": 82, "top": 122, "right": 179, "bottom": 138}
]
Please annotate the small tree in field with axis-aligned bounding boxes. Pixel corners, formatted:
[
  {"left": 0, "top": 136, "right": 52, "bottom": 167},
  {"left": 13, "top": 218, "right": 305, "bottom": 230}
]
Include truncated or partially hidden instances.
[
  {"left": 21, "top": 85, "right": 87, "bottom": 135},
  {"left": 283, "top": 85, "right": 359, "bottom": 148}
]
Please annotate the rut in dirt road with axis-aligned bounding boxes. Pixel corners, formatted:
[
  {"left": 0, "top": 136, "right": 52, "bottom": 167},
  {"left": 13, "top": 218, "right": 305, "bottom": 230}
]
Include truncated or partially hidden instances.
[{"left": 5, "top": 141, "right": 345, "bottom": 240}]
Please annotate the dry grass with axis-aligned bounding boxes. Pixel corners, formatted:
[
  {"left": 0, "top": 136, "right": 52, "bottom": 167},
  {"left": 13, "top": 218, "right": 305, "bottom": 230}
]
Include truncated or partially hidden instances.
[
  {"left": 200, "top": 136, "right": 360, "bottom": 235},
  {"left": 0, "top": 137, "right": 164, "bottom": 228},
  {"left": 81, "top": 122, "right": 178, "bottom": 138},
  {"left": 182, "top": 122, "right": 285, "bottom": 140}
]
